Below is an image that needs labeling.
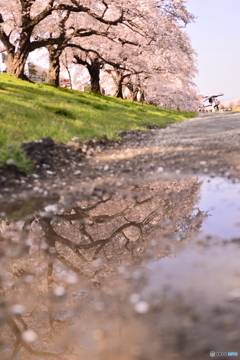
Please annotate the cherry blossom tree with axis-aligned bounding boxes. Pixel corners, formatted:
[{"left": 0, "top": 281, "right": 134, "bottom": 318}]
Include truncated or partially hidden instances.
[
  {"left": 0, "top": 0, "right": 125, "bottom": 79},
  {"left": 99, "top": 0, "right": 199, "bottom": 109},
  {"left": 37, "top": 1, "right": 127, "bottom": 86},
  {"left": 0, "top": 0, "right": 199, "bottom": 109},
  {"left": 58, "top": 4, "right": 149, "bottom": 92}
]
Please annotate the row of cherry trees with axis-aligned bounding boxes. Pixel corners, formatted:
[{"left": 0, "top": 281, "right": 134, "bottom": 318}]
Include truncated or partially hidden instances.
[{"left": 0, "top": 0, "right": 199, "bottom": 110}]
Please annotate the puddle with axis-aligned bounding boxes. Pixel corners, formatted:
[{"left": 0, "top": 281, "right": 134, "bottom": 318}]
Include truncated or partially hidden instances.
[
  {"left": 1, "top": 176, "right": 240, "bottom": 359},
  {"left": 199, "top": 177, "right": 240, "bottom": 238},
  {"left": 146, "top": 245, "right": 240, "bottom": 305}
]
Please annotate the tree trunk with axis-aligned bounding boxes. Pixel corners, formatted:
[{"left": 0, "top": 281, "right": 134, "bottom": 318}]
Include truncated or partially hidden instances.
[
  {"left": 133, "top": 90, "right": 139, "bottom": 101},
  {"left": 115, "top": 77, "right": 124, "bottom": 98},
  {"left": 47, "top": 47, "right": 61, "bottom": 87},
  {"left": 87, "top": 59, "right": 101, "bottom": 94},
  {"left": 65, "top": 63, "right": 72, "bottom": 89},
  {"left": 7, "top": 52, "right": 29, "bottom": 80},
  {"left": 47, "top": 58, "right": 60, "bottom": 87},
  {"left": 112, "top": 70, "right": 124, "bottom": 98},
  {"left": 126, "top": 82, "right": 134, "bottom": 100},
  {"left": 139, "top": 89, "right": 145, "bottom": 103}
]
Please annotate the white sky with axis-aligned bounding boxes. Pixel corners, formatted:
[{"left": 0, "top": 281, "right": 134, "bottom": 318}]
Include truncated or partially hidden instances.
[{"left": 186, "top": 0, "right": 240, "bottom": 101}]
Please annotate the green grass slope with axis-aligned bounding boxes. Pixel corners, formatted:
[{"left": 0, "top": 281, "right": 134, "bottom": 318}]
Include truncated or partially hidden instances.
[
  {"left": 0, "top": 74, "right": 196, "bottom": 173},
  {"left": 0, "top": 74, "right": 196, "bottom": 146}
]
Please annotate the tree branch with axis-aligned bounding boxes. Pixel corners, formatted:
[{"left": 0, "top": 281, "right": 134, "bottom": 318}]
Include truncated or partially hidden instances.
[
  {"left": 0, "top": 25, "right": 15, "bottom": 54},
  {"left": 70, "top": 43, "right": 127, "bottom": 70}
]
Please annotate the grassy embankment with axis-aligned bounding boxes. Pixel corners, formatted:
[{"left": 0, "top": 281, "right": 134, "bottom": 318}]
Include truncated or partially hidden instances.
[{"left": 0, "top": 74, "right": 196, "bottom": 173}]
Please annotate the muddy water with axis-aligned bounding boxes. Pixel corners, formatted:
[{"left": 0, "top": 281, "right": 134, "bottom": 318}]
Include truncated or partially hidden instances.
[{"left": 0, "top": 176, "right": 240, "bottom": 360}]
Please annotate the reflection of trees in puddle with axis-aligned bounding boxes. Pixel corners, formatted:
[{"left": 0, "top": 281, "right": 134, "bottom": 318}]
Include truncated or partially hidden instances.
[{"left": 0, "top": 178, "right": 208, "bottom": 359}]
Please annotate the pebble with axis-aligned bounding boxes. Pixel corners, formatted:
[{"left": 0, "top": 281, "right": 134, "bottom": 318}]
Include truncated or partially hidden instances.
[
  {"left": 9, "top": 304, "right": 25, "bottom": 315},
  {"left": 48, "top": 247, "right": 56, "bottom": 254},
  {"left": 33, "top": 186, "right": 41, "bottom": 192},
  {"left": 21, "top": 330, "right": 38, "bottom": 343},
  {"left": 26, "top": 238, "right": 34, "bottom": 246},
  {"left": 23, "top": 274, "right": 35, "bottom": 283},
  {"left": 134, "top": 301, "right": 149, "bottom": 314},
  {"left": 74, "top": 170, "right": 81, "bottom": 175},
  {"left": 6, "top": 159, "right": 15, "bottom": 165},
  {"left": 53, "top": 286, "right": 65, "bottom": 297},
  {"left": 32, "top": 173, "right": 39, "bottom": 178},
  {"left": 71, "top": 137, "right": 79, "bottom": 142},
  {"left": 44, "top": 204, "right": 58, "bottom": 213},
  {"left": 129, "top": 293, "right": 141, "bottom": 304},
  {"left": 95, "top": 302, "right": 105, "bottom": 311},
  {"left": 65, "top": 275, "right": 78, "bottom": 284},
  {"left": 103, "top": 165, "right": 109, "bottom": 171}
]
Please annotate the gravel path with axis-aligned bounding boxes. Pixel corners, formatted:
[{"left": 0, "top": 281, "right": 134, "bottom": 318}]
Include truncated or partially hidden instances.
[
  {"left": 90, "top": 112, "right": 240, "bottom": 180},
  {"left": 154, "top": 112, "right": 240, "bottom": 176}
]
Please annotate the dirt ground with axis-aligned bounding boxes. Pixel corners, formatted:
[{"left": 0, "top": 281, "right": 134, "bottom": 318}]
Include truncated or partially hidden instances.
[{"left": 1, "top": 112, "right": 240, "bottom": 360}]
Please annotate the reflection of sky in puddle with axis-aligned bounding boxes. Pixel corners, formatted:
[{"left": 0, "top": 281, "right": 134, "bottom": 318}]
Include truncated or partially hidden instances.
[
  {"left": 146, "top": 244, "right": 240, "bottom": 305},
  {"left": 198, "top": 177, "right": 240, "bottom": 239},
  {"left": 146, "top": 177, "right": 240, "bottom": 306}
]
